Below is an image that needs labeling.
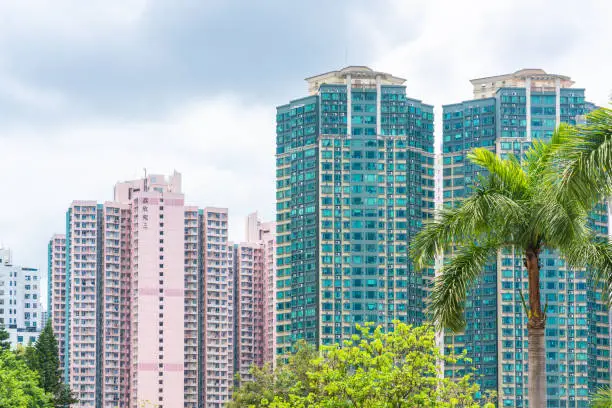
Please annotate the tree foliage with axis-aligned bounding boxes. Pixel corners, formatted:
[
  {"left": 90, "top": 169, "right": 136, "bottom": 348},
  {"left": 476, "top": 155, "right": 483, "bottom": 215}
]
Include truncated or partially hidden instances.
[
  {"left": 34, "top": 320, "right": 78, "bottom": 407},
  {"left": 12, "top": 321, "right": 77, "bottom": 407},
  {"left": 0, "top": 350, "right": 53, "bottom": 408},
  {"left": 229, "top": 340, "right": 318, "bottom": 407},
  {"left": 230, "top": 323, "right": 494, "bottom": 407},
  {"left": 0, "top": 324, "right": 10, "bottom": 352},
  {"left": 14, "top": 342, "right": 37, "bottom": 370}
]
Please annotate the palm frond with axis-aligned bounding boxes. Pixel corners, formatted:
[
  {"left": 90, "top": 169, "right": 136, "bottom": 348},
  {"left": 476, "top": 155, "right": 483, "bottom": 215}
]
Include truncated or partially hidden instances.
[
  {"left": 468, "top": 148, "right": 528, "bottom": 198},
  {"left": 556, "top": 107, "right": 612, "bottom": 209},
  {"left": 428, "top": 241, "right": 500, "bottom": 332},
  {"left": 561, "top": 236, "right": 612, "bottom": 306},
  {"left": 411, "top": 189, "right": 522, "bottom": 269},
  {"left": 524, "top": 125, "right": 572, "bottom": 182},
  {"left": 590, "top": 386, "right": 612, "bottom": 408},
  {"left": 534, "top": 190, "right": 590, "bottom": 250}
]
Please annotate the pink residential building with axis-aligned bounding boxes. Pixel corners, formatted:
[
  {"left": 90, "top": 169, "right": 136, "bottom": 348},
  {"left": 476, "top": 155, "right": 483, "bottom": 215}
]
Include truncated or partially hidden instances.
[
  {"left": 233, "top": 212, "right": 276, "bottom": 382},
  {"left": 259, "top": 221, "right": 276, "bottom": 366},
  {"left": 67, "top": 201, "right": 100, "bottom": 407},
  {"left": 100, "top": 201, "right": 130, "bottom": 407},
  {"left": 234, "top": 242, "right": 264, "bottom": 381},
  {"left": 200, "top": 207, "right": 234, "bottom": 407},
  {"left": 48, "top": 234, "right": 68, "bottom": 376},
  {"left": 183, "top": 206, "right": 199, "bottom": 407},
  {"left": 50, "top": 172, "right": 194, "bottom": 408},
  {"left": 115, "top": 173, "right": 186, "bottom": 408}
]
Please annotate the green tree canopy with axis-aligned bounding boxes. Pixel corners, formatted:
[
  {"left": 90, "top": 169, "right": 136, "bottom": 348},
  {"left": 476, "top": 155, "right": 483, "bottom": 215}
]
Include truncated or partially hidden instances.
[
  {"left": 0, "top": 350, "right": 52, "bottom": 408},
  {"left": 231, "top": 323, "right": 494, "bottom": 408},
  {"left": 13, "top": 342, "right": 37, "bottom": 370},
  {"left": 229, "top": 340, "right": 318, "bottom": 407}
]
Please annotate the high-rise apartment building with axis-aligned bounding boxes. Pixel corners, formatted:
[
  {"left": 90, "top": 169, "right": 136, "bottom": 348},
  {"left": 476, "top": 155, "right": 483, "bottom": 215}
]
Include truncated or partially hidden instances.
[
  {"left": 275, "top": 66, "right": 435, "bottom": 353},
  {"left": 48, "top": 235, "right": 69, "bottom": 378},
  {"left": 442, "top": 69, "right": 609, "bottom": 408},
  {"left": 199, "top": 207, "right": 234, "bottom": 408},
  {"left": 0, "top": 247, "right": 42, "bottom": 346},
  {"left": 184, "top": 206, "right": 199, "bottom": 405},
  {"left": 258, "top": 220, "right": 276, "bottom": 365},
  {"left": 234, "top": 241, "right": 264, "bottom": 380},
  {"left": 116, "top": 175, "right": 187, "bottom": 408},
  {"left": 233, "top": 213, "right": 276, "bottom": 381}
]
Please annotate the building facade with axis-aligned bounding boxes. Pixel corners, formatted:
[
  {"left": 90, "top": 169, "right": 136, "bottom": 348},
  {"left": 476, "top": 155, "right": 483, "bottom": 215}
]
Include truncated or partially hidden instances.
[
  {"left": 275, "top": 66, "right": 435, "bottom": 354},
  {"left": 48, "top": 234, "right": 68, "bottom": 371},
  {"left": 234, "top": 241, "right": 264, "bottom": 381},
  {"left": 233, "top": 213, "right": 277, "bottom": 381},
  {"left": 199, "top": 207, "right": 234, "bottom": 408},
  {"left": 442, "top": 69, "right": 609, "bottom": 407},
  {"left": 259, "top": 220, "right": 276, "bottom": 365},
  {"left": 0, "top": 247, "right": 42, "bottom": 346}
]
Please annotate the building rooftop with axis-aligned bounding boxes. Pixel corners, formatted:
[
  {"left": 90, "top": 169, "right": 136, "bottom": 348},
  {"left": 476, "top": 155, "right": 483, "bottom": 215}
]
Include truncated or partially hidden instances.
[
  {"left": 470, "top": 68, "right": 572, "bottom": 84},
  {"left": 470, "top": 68, "right": 575, "bottom": 99},
  {"left": 305, "top": 66, "right": 406, "bottom": 95}
]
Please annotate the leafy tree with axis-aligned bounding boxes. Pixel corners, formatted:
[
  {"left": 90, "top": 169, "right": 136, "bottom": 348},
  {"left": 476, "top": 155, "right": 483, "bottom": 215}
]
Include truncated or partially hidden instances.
[
  {"left": 0, "top": 323, "right": 10, "bottom": 352},
  {"left": 230, "top": 366, "right": 276, "bottom": 407},
  {"left": 229, "top": 340, "right": 317, "bottom": 407},
  {"left": 14, "top": 342, "right": 38, "bottom": 369},
  {"left": 411, "top": 137, "right": 612, "bottom": 407},
  {"left": 0, "top": 350, "right": 53, "bottom": 407},
  {"left": 231, "top": 323, "right": 494, "bottom": 407},
  {"left": 33, "top": 320, "right": 77, "bottom": 407}
]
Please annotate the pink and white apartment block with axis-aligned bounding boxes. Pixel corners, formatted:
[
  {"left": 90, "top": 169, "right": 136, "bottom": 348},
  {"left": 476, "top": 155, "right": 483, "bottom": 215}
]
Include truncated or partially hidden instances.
[
  {"left": 49, "top": 172, "right": 276, "bottom": 408},
  {"left": 200, "top": 207, "right": 234, "bottom": 407},
  {"left": 48, "top": 234, "right": 68, "bottom": 373},
  {"left": 234, "top": 212, "right": 276, "bottom": 383}
]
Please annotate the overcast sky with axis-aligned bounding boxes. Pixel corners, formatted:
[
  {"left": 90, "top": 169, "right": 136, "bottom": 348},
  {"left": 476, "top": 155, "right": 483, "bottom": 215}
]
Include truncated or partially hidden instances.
[{"left": 1, "top": 0, "right": 611, "bottom": 282}]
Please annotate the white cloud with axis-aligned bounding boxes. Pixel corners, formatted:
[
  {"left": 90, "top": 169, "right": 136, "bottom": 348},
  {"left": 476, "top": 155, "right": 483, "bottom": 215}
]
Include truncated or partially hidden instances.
[
  {"left": 372, "top": 0, "right": 612, "bottom": 108},
  {"left": 0, "top": 0, "right": 148, "bottom": 41},
  {"left": 0, "top": 73, "right": 68, "bottom": 110},
  {"left": 0, "top": 95, "right": 276, "bottom": 270}
]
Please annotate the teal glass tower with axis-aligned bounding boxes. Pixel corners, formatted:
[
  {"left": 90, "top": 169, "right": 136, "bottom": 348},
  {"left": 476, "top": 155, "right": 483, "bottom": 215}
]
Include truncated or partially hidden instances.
[
  {"left": 275, "top": 66, "right": 435, "bottom": 354},
  {"left": 442, "top": 69, "right": 609, "bottom": 408}
]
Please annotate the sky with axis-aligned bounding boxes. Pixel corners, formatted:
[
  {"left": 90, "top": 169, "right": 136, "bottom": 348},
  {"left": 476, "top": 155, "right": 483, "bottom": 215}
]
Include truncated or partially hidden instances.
[{"left": 0, "top": 0, "right": 611, "bottom": 284}]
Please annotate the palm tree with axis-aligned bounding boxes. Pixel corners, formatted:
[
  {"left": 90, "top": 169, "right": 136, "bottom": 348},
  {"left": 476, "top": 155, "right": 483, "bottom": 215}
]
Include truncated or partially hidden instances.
[
  {"left": 411, "top": 134, "right": 612, "bottom": 408},
  {"left": 591, "top": 387, "right": 612, "bottom": 408},
  {"left": 555, "top": 107, "right": 612, "bottom": 210}
]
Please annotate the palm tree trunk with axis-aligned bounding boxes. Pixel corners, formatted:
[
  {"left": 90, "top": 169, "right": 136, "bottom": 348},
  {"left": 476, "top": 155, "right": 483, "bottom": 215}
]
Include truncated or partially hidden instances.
[{"left": 525, "top": 248, "right": 546, "bottom": 408}]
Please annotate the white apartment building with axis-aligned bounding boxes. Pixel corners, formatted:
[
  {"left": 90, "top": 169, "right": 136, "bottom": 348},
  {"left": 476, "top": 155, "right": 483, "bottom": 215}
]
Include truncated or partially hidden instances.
[{"left": 0, "top": 247, "right": 42, "bottom": 346}]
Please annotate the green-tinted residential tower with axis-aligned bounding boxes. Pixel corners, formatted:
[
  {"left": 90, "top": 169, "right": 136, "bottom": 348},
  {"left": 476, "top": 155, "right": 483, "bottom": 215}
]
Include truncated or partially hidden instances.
[
  {"left": 275, "top": 66, "right": 435, "bottom": 354},
  {"left": 442, "top": 69, "right": 609, "bottom": 408}
]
